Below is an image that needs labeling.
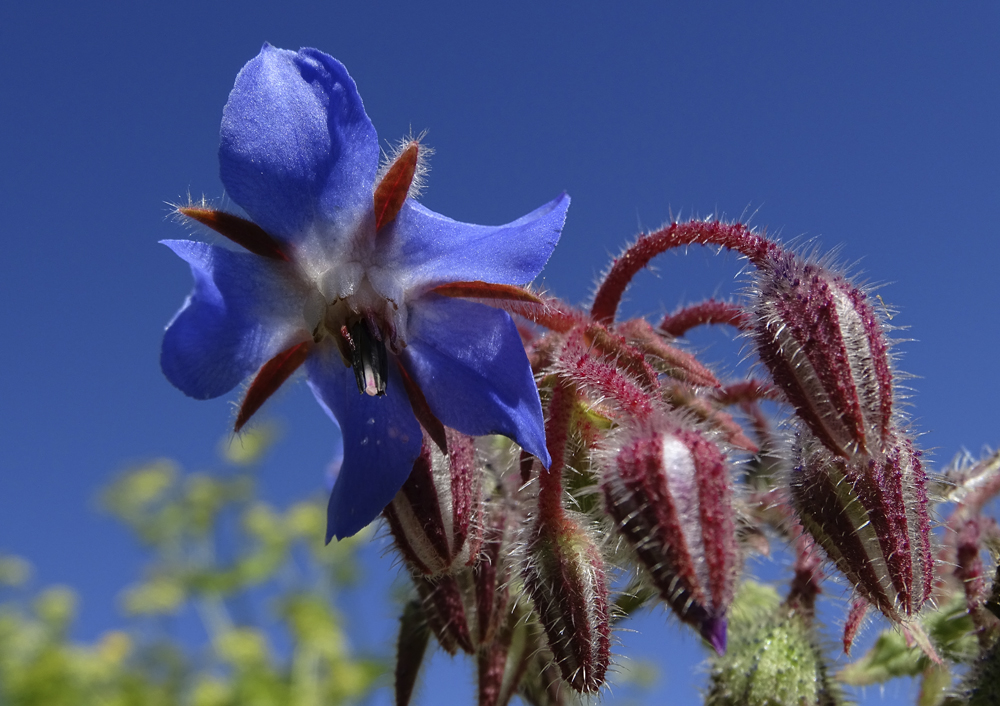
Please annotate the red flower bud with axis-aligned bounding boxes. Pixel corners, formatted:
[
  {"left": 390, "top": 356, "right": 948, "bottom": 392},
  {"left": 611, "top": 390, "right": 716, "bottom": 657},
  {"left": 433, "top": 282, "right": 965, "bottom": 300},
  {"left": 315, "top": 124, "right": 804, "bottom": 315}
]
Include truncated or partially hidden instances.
[
  {"left": 413, "top": 571, "right": 475, "bottom": 655},
  {"left": 791, "top": 432, "right": 934, "bottom": 623},
  {"left": 602, "top": 419, "right": 736, "bottom": 652},
  {"left": 384, "top": 431, "right": 484, "bottom": 577},
  {"left": 752, "top": 252, "right": 894, "bottom": 458},
  {"left": 522, "top": 514, "right": 611, "bottom": 692}
]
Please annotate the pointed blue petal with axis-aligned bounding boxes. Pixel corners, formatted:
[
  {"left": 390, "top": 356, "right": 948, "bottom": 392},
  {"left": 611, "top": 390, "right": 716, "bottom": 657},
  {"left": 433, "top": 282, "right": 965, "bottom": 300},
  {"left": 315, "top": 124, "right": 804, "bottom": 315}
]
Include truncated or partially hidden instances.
[
  {"left": 401, "top": 296, "right": 550, "bottom": 466},
  {"left": 384, "top": 193, "right": 569, "bottom": 288},
  {"left": 220, "top": 44, "right": 379, "bottom": 244},
  {"left": 160, "top": 240, "right": 311, "bottom": 399},
  {"left": 306, "top": 342, "right": 423, "bottom": 541}
]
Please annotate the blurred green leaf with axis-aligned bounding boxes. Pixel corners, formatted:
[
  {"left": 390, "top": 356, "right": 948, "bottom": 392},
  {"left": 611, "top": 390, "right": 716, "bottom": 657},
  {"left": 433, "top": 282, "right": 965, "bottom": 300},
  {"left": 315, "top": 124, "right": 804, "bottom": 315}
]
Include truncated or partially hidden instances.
[
  {"left": 0, "top": 554, "right": 32, "bottom": 587},
  {"left": 122, "top": 576, "right": 185, "bottom": 616}
]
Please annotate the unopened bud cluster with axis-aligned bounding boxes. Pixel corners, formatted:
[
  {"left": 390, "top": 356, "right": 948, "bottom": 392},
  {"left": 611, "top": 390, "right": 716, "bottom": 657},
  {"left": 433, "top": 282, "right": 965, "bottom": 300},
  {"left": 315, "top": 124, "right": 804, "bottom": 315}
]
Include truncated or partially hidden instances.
[
  {"left": 375, "top": 218, "right": 987, "bottom": 705},
  {"left": 751, "top": 249, "right": 935, "bottom": 629}
]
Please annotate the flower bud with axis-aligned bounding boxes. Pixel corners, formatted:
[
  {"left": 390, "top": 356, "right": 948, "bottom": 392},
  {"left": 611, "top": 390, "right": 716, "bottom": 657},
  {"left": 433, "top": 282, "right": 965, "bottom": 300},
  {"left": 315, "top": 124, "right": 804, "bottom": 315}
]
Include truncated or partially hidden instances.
[
  {"left": 791, "top": 432, "right": 934, "bottom": 623},
  {"left": 752, "top": 252, "right": 894, "bottom": 458},
  {"left": 473, "top": 502, "right": 514, "bottom": 647},
  {"left": 383, "top": 431, "right": 484, "bottom": 577},
  {"left": 413, "top": 570, "right": 475, "bottom": 655},
  {"left": 602, "top": 419, "right": 736, "bottom": 652},
  {"left": 706, "top": 582, "right": 843, "bottom": 706},
  {"left": 522, "top": 515, "right": 611, "bottom": 693}
]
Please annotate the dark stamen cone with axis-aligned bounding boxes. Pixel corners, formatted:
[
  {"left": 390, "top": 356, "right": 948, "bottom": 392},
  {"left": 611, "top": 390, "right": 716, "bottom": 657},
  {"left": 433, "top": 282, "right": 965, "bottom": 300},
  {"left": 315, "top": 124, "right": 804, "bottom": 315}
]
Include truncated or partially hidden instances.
[
  {"left": 178, "top": 207, "right": 289, "bottom": 261},
  {"left": 235, "top": 340, "right": 312, "bottom": 432},
  {"left": 791, "top": 432, "right": 934, "bottom": 624},
  {"left": 374, "top": 141, "right": 419, "bottom": 231},
  {"left": 602, "top": 419, "right": 736, "bottom": 652},
  {"left": 752, "top": 251, "right": 894, "bottom": 458}
]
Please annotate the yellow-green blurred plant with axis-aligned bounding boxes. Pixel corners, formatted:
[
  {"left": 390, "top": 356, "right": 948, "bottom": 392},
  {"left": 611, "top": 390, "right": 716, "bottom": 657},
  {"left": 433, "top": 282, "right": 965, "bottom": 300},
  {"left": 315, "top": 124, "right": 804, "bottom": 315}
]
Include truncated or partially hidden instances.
[{"left": 0, "top": 426, "right": 384, "bottom": 706}]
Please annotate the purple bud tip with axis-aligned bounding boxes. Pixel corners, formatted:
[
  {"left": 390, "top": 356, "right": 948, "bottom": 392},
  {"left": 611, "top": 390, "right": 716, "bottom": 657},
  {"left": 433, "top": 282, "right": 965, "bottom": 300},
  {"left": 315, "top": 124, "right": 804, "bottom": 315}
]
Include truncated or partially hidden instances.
[{"left": 703, "top": 615, "right": 728, "bottom": 654}]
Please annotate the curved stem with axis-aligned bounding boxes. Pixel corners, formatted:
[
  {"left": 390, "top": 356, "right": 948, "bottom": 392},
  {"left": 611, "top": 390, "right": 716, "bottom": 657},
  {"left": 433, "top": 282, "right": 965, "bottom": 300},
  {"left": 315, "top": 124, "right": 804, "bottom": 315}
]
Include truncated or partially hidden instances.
[
  {"left": 537, "top": 381, "right": 576, "bottom": 523},
  {"left": 659, "top": 299, "right": 750, "bottom": 336},
  {"left": 591, "top": 220, "right": 774, "bottom": 324}
]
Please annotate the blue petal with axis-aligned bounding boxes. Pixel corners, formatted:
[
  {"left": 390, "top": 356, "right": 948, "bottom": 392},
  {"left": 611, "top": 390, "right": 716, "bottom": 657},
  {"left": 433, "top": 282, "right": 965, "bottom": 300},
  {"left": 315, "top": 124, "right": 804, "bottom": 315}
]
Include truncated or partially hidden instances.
[
  {"left": 401, "top": 296, "right": 550, "bottom": 466},
  {"left": 306, "top": 342, "right": 423, "bottom": 541},
  {"left": 385, "top": 193, "right": 569, "bottom": 288},
  {"left": 220, "top": 44, "right": 379, "bottom": 244},
  {"left": 161, "top": 240, "right": 311, "bottom": 399}
]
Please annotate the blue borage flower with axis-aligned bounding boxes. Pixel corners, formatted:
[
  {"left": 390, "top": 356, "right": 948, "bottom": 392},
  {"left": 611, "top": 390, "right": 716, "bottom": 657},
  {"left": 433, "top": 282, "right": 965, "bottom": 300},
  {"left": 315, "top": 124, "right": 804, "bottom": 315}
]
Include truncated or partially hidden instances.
[{"left": 161, "top": 44, "right": 568, "bottom": 540}]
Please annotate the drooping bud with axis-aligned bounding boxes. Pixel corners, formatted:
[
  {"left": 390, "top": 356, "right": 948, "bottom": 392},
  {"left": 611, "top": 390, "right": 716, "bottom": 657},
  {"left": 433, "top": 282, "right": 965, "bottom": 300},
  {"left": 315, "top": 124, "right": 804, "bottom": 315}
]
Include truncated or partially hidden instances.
[
  {"left": 791, "top": 431, "right": 934, "bottom": 623},
  {"left": 706, "top": 582, "right": 843, "bottom": 706},
  {"left": 752, "top": 251, "right": 894, "bottom": 458},
  {"left": 384, "top": 432, "right": 484, "bottom": 577},
  {"left": 602, "top": 418, "right": 736, "bottom": 653},
  {"left": 522, "top": 514, "right": 611, "bottom": 693},
  {"left": 412, "top": 570, "right": 475, "bottom": 655}
]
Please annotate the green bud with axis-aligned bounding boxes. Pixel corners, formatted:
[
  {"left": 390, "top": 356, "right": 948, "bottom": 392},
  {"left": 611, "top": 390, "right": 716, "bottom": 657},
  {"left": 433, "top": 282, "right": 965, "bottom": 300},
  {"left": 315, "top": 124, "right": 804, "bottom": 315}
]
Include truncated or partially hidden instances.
[{"left": 706, "top": 582, "right": 841, "bottom": 706}]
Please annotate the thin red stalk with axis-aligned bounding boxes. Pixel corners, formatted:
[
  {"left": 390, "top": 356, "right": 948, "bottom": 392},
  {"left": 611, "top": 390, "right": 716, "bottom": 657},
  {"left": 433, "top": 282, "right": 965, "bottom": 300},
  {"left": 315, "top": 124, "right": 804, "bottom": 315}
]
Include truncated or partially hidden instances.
[
  {"left": 591, "top": 220, "right": 773, "bottom": 324},
  {"left": 661, "top": 383, "right": 757, "bottom": 452},
  {"left": 786, "top": 533, "right": 824, "bottom": 618},
  {"left": 616, "top": 319, "right": 721, "bottom": 388},
  {"left": 503, "top": 296, "right": 589, "bottom": 333},
  {"left": 712, "top": 379, "right": 782, "bottom": 407},
  {"left": 583, "top": 323, "right": 659, "bottom": 390},
  {"left": 659, "top": 299, "right": 750, "bottom": 336},
  {"left": 538, "top": 381, "right": 576, "bottom": 522}
]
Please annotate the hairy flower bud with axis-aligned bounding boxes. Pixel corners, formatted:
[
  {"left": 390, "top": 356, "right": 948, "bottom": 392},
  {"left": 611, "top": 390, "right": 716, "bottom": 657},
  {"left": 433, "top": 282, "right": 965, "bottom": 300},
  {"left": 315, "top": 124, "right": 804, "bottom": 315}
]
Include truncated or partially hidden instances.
[
  {"left": 413, "top": 570, "right": 475, "bottom": 655},
  {"left": 791, "top": 432, "right": 934, "bottom": 623},
  {"left": 602, "top": 419, "right": 736, "bottom": 652},
  {"left": 752, "top": 252, "right": 894, "bottom": 458},
  {"left": 384, "top": 431, "right": 484, "bottom": 577},
  {"left": 706, "top": 582, "right": 843, "bottom": 706},
  {"left": 522, "top": 515, "right": 611, "bottom": 693}
]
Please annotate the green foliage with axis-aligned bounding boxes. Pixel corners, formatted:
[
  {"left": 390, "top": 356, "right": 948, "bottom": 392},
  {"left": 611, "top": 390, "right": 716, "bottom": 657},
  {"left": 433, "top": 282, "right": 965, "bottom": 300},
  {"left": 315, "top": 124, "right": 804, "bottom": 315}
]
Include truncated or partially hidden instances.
[{"left": 0, "top": 427, "right": 384, "bottom": 705}]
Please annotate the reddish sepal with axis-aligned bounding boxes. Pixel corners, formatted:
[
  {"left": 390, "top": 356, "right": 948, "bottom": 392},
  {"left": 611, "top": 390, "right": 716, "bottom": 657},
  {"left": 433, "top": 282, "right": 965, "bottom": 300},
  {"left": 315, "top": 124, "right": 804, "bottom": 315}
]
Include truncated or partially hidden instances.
[
  {"left": 178, "top": 207, "right": 289, "bottom": 261},
  {"left": 374, "top": 141, "right": 418, "bottom": 231},
  {"left": 432, "top": 281, "right": 543, "bottom": 304},
  {"left": 235, "top": 340, "right": 311, "bottom": 432}
]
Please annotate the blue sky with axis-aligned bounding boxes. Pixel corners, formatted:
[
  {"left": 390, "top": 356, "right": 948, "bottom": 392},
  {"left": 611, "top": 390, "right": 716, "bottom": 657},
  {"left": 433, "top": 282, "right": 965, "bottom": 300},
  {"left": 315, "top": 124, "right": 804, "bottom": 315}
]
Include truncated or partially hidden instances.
[{"left": 1, "top": 3, "right": 998, "bottom": 704}]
